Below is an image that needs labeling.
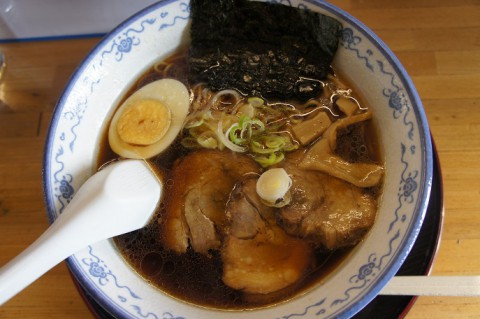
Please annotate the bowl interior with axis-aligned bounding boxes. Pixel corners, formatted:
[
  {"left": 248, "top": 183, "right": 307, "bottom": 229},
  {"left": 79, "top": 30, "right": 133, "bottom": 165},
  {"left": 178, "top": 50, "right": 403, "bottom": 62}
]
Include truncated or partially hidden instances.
[{"left": 43, "top": 1, "right": 433, "bottom": 318}]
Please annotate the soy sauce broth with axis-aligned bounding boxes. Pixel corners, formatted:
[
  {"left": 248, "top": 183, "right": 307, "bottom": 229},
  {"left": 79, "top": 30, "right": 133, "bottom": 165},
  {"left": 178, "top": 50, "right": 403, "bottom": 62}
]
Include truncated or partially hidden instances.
[{"left": 97, "top": 48, "right": 383, "bottom": 310}]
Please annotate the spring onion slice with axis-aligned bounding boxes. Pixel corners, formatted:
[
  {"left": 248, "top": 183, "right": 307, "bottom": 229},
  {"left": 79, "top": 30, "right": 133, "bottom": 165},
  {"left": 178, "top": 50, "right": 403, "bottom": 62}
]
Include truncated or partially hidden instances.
[
  {"left": 226, "top": 116, "right": 265, "bottom": 147},
  {"left": 265, "top": 136, "right": 286, "bottom": 149},
  {"left": 255, "top": 152, "right": 285, "bottom": 167},
  {"left": 226, "top": 123, "right": 246, "bottom": 145},
  {"left": 250, "top": 135, "right": 290, "bottom": 154},
  {"left": 184, "top": 110, "right": 213, "bottom": 128},
  {"left": 218, "top": 119, "right": 247, "bottom": 153},
  {"left": 251, "top": 140, "right": 273, "bottom": 154},
  {"left": 256, "top": 168, "right": 292, "bottom": 207},
  {"left": 184, "top": 118, "right": 204, "bottom": 129},
  {"left": 197, "top": 131, "right": 218, "bottom": 149},
  {"left": 247, "top": 96, "right": 264, "bottom": 107},
  {"left": 181, "top": 136, "right": 200, "bottom": 149}
]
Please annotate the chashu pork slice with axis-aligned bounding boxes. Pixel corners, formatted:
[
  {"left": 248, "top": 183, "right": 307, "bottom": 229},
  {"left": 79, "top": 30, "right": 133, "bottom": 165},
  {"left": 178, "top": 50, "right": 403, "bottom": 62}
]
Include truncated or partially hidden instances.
[
  {"left": 277, "top": 159, "right": 377, "bottom": 251},
  {"left": 159, "top": 149, "right": 260, "bottom": 255},
  {"left": 222, "top": 177, "right": 313, "bottom": 294}
]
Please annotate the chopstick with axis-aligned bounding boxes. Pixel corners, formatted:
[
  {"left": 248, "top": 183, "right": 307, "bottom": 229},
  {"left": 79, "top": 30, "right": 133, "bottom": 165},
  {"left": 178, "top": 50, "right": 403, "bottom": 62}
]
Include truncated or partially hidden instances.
[{"left": 380, "top": 276, "right": 480, "bottom": 296}]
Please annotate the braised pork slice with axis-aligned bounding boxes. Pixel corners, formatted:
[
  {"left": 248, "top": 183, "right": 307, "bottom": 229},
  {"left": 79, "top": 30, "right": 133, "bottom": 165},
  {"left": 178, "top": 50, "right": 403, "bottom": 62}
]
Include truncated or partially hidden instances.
[
  {"left": 222, "top": 177, "right": 313, "bottom": 294},
  {"left": 159, "top": 149, "right": 260, "bottom": 255},
  {"left": 277, "top": 161, "right": 377, "bottom": 250}
]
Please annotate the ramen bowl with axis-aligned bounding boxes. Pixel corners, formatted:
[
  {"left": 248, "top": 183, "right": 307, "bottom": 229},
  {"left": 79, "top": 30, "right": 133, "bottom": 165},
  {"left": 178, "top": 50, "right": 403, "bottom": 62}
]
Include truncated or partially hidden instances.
[{"left": 43, "top": 1, "right": 433, "bottom": 318}]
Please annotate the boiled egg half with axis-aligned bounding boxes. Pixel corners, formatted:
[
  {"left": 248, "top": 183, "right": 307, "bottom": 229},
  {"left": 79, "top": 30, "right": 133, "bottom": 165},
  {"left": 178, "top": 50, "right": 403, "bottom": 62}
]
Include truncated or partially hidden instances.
[{"left": 108, "top": 79, "right": 190, "bottom": 159}]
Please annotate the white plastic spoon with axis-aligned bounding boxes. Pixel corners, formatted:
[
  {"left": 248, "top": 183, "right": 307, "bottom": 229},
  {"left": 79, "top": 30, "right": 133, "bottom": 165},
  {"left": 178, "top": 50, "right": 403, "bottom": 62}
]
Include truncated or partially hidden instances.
[{"left": 0, "top": 159, "right": 162, "bottom": 305}]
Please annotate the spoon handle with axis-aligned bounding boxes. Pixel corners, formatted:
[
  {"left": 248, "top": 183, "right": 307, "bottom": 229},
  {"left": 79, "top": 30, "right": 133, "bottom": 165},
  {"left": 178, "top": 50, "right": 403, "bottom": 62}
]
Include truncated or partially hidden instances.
[
  {"left": 381, "top": 276, "right": 480, "bottom": 296},
  {"left": 0, "top": 160, "right": 161, "bottom": 305},
  {"left": 0, "top": 212, "right": 87, "bottom": 305}
]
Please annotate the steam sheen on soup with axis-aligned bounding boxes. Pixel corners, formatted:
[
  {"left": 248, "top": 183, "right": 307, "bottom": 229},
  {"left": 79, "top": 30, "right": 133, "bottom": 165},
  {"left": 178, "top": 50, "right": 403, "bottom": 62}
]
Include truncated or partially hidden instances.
[{"left": 98, "top": 48, "right": 384, "bottom": 309}]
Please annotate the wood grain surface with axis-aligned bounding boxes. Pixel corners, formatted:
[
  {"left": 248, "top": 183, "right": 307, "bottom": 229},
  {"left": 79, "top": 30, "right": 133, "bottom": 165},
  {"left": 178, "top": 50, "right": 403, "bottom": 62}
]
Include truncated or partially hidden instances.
[{"left": 1, "top": 1, "right": 479, "bottom": 318}]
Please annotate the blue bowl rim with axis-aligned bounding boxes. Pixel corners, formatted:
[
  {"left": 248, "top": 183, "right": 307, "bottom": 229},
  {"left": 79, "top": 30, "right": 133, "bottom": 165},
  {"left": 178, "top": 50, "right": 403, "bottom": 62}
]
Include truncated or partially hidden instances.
[{"left": 42, "top": 0, "right": 434, "bottom": 318}]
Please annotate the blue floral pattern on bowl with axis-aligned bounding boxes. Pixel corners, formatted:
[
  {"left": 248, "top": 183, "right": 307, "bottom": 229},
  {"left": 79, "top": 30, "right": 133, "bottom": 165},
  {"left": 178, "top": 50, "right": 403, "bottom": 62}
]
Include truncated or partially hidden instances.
[{"left": 43, "top": 0, "right": 432, "bottom": 318}]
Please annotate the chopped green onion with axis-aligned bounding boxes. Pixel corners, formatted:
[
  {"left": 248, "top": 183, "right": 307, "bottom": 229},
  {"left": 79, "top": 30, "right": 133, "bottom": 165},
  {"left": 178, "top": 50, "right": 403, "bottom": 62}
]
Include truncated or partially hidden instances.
[
  {"left": 197, "top": 132, "right": 218, "bottom": 149},
  {"left": 237, "top": 103, "right": 255, "bottom": 118},
  {"left": 181, "top": 95, "right": 299, "bottom": 167},
  {"left": 184, "top": 118, "right": 204, "bottom": 129},
  {"left": 256, "top": 168, "right": 292, "bottom": 207},
  {"left": 217, "top": 119, "right": 247, "bottom": 153},
  {"left": 265, "top": 136, "right": 286, "bottom": 149},
  {"left": 248, "top": 96, "right": 264, "bottom": 107},
  {"left": 226, "top": 116, "right": 266, "bottom": 149},
  {"left": 254, "top": 152, "right": 285, "bottom": 167},
  {"left": 181, "top": 137, "right": 201, "bottom": 149},
  {"left": 184, "top": 110, "right": 214, "bottom": 128},
  {"left": 284, "top": 140, "right": 299, "bottom": 151},
  {"left": 250, "top": 135, "right": 285, "bottom": 153},
  {"left": 250, "top": 140, "right": 273, "bottom": 154},
  {"left": 227, "top": 123, "right": 247, "bottom": 145}
]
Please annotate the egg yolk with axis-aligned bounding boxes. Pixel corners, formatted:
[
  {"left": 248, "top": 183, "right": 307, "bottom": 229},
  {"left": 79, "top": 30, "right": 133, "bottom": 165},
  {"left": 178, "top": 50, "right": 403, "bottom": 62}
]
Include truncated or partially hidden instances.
[{"left": 116, "top": 98, "right": 171, "bottom": 146}]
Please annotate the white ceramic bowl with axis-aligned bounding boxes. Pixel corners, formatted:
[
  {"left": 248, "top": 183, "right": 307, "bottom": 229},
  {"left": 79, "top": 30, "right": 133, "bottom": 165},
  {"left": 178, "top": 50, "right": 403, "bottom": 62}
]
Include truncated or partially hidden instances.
[{"left": 43, "top": 1, "right": 433, "bottom": 318}]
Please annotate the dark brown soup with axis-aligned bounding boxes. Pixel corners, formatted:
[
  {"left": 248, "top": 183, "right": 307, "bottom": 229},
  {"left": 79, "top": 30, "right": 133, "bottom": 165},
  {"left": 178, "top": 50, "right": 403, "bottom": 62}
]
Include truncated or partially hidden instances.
[{"left": 98, "top": 48, "right": 383, "bottom": 310}]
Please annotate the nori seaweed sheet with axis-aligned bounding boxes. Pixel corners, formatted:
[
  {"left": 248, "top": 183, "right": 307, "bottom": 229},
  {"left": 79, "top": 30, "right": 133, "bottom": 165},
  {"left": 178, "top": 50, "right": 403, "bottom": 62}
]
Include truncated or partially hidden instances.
[{"left": 188, "top": 0, "right": 343, "bottom": 101}]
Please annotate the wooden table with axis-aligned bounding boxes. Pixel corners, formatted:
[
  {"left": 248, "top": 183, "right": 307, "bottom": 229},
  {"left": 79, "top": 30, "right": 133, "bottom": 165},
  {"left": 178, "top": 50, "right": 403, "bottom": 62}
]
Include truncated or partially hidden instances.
[{"left": 0, "top": 1, "right": 479, "bottom": 318}]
